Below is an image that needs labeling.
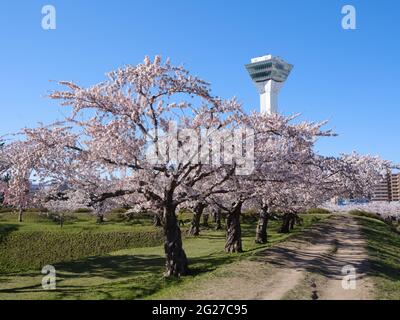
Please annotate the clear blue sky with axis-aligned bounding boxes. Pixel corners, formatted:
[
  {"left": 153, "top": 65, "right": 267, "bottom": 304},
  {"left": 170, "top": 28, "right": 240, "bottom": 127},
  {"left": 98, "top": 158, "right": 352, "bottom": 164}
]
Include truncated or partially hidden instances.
[{"left": 1, "top": 0, "right": 399, "bottom": 163}]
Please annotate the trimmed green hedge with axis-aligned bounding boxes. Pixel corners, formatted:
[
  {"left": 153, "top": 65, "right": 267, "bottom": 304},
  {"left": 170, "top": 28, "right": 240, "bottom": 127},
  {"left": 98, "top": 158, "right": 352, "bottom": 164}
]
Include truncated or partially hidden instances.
[{"left": 0, "top": 228, "right": 164, "bottom": 273}]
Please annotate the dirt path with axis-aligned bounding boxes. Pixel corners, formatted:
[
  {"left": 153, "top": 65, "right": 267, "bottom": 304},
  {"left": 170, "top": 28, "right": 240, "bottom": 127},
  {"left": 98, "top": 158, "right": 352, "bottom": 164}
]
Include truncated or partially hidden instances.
[
  {"left": 261, "top": 214, "right": 373, "bottom": 300},
  {"left": 177, "top": 214, "right": 374, "bottom": 300}
]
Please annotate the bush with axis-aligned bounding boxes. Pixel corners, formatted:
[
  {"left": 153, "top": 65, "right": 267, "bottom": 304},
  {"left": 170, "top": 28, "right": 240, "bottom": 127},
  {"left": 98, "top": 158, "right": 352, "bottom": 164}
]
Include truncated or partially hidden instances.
[
  {"left": 100, "top": 208, "right": 132, "bottom": 222},
  {"left": 311, "top": 216, "right": 322, "bottom": 223},
  {"left": 128, "top": 212, "right": 154, "bottom": 219},
  {"left": 73, "top": 208, "right": 93, "bottom": 214},
  {"left": 25, "top": 208, "right": 48, "bottom": 213},
  {"left": 0, "top": 207, "right": 12, "bottom": 214},
  {"left": 105, "top": 212, "right": 127, "bottom": 222},
  {"left": 109, "top": 207, "right": 129, "bottom": 214},
  {"left": 107, "top": 210, "right": 155, "bottom": 223},
  {"left": 0, "top": 228, "right": 164, "bottom": 273},
  {"left": 241, "top": 209, "right": 258, "bottom": 222},
  {"left": 45, "top": 212, "right": 79, "bottom": 224},
  {"left": 306, "top": 208, "right": 331, "bottom": 214}
]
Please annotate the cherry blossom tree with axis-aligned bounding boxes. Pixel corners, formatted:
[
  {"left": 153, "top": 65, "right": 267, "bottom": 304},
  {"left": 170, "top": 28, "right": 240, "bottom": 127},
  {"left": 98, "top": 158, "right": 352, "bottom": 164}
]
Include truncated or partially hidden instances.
[
  {"left": 0, "top": 140, "right": 7, "bottom": 174},
  {"left": 0, "top": 180, "right": 7, "bottom": 206},
  {"left": 37, "top": 56, "right": 245, "bottom": 276},
  {"left": 247, "top": 113, "right": 334, "bottom": 241},
  {"left": 11, "top": 126, "right": 141, "bottom": 226},
  {"left": 202, "top": 113, "right": 334, "bottom": 250},
  {"left": 0, "top": 140, "right": 10, "bottom": 206},
  {"left": 208, "top": 173, "right": 253, "bottom": 253},
  {"left": 1, "top": 139, "right": 40, "bottom": 221}
]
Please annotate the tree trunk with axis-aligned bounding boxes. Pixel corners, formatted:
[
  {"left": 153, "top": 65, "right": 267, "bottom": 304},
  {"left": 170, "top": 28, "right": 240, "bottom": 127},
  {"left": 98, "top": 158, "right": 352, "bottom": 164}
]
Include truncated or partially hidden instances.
[
  {"left": 212, "top": 209, "right": 217, "bottom": 223},
  {"left": 188, "top": 212, "right": 202, "bottom": 236},
  {"left": 214, "top": 209, "right": 222, "bottom": 230},
  {"left": 295, "top": 215, "right": 303, "bottom": 227},
  {"left": 255, "top": 206, "right": 269, "bottom": 244},
  {"left": 163, "top": 204, "right": 189, "bottom": 277},
  {"left": 225, "top": 201, "right": 243, "bottom": 253},
  {"left": 18, "top": 208, "right": 23, "bottom": 222},
  {"left": 188, "top": 202, "right": 206, "bottom": 236},
  {"left": 153, "top": 212, "right": 162, "bottom": 227},
  {"left": 279, "top": 213, "right": 291, "bottom": 233},
  {"left": 96, "top": 214, "right": 104, "bottom": 224},
  {"left": 290, "top": 215, "right": 296, "bottom": 230},
  {"left": 202, "top": 213, "right": 209, "bottom": 228}
]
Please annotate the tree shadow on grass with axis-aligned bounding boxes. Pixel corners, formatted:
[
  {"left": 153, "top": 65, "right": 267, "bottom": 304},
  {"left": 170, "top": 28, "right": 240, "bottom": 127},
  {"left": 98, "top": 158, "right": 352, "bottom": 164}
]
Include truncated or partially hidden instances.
[
  {"left": 0, "top": 252, "right": 239, "bottom": 299},
  {"left": 188, "top": 254, "right": 238, "bottom": 276},
  {"left": 0, "top": 276, "right": 165, "bottom": 300},
  {"left": 56, "top": 254, "right": 165, "bottom": 280},
  {"left": 56, "top": 250, "right": 238, "bottom": 279},
  {"left": 0, "top": 254, "right": 167, "bottom": 298},
  {"left": 0, "top": 283, "right": 44, "bottom": 294},
  {"left": 0, "top": 224, "right": 20, "bottom": 242},
  {"left": 194, "top": 233, "right": 225, "bottom": 240}
]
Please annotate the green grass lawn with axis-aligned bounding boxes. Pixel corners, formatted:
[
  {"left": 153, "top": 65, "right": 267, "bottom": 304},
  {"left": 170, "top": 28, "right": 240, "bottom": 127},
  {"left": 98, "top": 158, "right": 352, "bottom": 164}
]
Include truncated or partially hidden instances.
[
  {"left": 0, "top": 211, "right": 328, "bottom": 300},
  {"left": 356, "top": 216, "right": 400, "bottom": 299}
]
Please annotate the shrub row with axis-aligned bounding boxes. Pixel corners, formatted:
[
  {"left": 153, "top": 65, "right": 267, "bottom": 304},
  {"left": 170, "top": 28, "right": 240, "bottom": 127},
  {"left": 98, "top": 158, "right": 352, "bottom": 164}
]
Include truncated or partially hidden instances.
[{"left": 0, "top": 228, "right": 164, "bottom": 273}]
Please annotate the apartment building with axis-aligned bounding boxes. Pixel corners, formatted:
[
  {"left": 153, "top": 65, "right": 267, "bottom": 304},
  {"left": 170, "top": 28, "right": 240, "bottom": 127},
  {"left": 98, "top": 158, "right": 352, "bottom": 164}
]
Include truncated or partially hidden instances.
[
  {"left": 391, "top": 173, "right": 400, "bottom": 201},
  {"left": 372, "top": 172, "right": 400, "bottom": 202}
]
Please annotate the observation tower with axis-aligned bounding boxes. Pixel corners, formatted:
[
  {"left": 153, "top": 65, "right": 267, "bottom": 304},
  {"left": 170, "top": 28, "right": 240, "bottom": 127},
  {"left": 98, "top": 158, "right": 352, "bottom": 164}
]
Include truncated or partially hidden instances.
[{"left": 245, "top": 55, "right": 293, "bottom": 115}]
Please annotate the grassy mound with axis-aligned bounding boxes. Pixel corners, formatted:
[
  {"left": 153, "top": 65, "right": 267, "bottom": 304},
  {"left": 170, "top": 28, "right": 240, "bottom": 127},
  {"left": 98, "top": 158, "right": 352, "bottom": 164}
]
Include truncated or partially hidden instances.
[
  {"left": 0, "top": 227, "right": 163, "bottom": 273},
  {"left": 356, "top": 216, "right": 400, "bottom": 299},
  {"left": 0, "top": 211, "right": 164, "bottom": 273},
  {"left": 349, "top": 209, "right": 378, "bottom": 220}
]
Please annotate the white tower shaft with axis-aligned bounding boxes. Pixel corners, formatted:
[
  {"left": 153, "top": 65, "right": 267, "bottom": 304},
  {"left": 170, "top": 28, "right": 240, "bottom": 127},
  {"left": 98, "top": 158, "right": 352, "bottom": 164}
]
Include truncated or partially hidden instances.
[{"left": 259, "top": 80, "right": 284, "bottom": 115}]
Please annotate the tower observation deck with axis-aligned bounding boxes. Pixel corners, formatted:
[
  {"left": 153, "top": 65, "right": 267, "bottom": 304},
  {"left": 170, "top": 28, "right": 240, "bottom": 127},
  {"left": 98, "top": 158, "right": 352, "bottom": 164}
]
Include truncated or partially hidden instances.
[{"left": 245, "top": 55, "right": 293, "bottom": 115}]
